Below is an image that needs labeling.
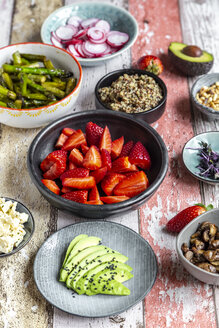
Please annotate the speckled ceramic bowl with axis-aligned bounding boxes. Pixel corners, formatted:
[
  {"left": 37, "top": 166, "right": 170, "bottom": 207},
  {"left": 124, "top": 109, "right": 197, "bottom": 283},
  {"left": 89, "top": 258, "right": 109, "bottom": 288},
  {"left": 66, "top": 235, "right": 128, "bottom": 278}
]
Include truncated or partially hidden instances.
[
  {"left": 41, "top": 2, "right": 138, "bottom": 66},
  {"left": 191, "top": 73, "right": 219, "bottom": 120},
  {"left": 176, "top": 208, "right": 219, "bottom": 285},
  {"left": 0, "top": 197, "right": 35, "bottom": 258},
  {"left": 0, "top": 43, "right": 82, "bottom": 128},
  {"left": 182, "top": 131, "right": 219, "bottom": 185}
]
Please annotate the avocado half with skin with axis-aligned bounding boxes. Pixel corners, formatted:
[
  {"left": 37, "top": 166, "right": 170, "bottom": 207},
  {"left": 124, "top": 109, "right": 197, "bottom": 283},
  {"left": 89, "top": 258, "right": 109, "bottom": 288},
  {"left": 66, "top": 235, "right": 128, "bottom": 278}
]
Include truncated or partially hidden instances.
[{"left": 168, "top": 42, "right": 214, "bottom": 76}]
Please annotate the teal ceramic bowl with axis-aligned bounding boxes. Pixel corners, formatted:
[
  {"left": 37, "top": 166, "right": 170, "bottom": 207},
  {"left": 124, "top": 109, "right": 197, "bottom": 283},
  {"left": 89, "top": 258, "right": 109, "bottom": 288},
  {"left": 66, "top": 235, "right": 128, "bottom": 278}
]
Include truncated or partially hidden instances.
[
  {"left": 41, "top": 2, "right": 138, "bottom": 66},
  {"left": 182, "top": 131, "right": 219, "bottom": 185}
]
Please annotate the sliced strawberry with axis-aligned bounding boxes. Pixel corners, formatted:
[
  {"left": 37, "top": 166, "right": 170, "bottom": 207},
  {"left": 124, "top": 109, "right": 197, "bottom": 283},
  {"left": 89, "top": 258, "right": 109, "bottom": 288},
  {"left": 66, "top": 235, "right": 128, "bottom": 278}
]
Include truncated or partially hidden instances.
[
  {"left": 83, "top": 145, "right": 102, "bottom": 170},
  {"left": 61, "top": 186, "right": 74, "bottom": 194},
  {"left": 129, "top": 141, "right": 151, "bottom": 170},
  {"left": 62, "top": 176, "right": 95, "bottom": 189},
  {"left": 43, "top": 159, "right": 66, "bottom": 180},
  {"left": 86, "top": 200, "right": 103, "bottom": 205},
  {"left": 101, "top": 149, "right": 112, "bottom": 171},
  {"left": 89, "top": 185, "right": 100, "bottom": 201},
  {"left": 111, "top": 136, "right": 124, "bottom": 160},
  {"left": 120, "top": 140, "right": 134, "bottom": 157},
  {"left": 99, "top": 126, "right": 112, "bottom": 154},
  {"left": 40, "top": 150, "right": 67, "bottom": 172},
  {"left": 55, "top": 133, "right": 68, "bottom": 149},
  {"left": 101, "top": 173, "right": 125, "bottom": 196},
  {"left": 62, "top": 190, "right": 88, "bottom": 203},
  {"left": 100, "top": 196, "right": 129, "bottom": 204},
  {"left": 62, "top": 129, "right": 86, "bottom": 151},
  {"left": 81, "top": 144, "right": 89, "bottom": 155},
  {"left": 86, "top": 122, "right": 104, "bottom": 146},
  {"left": 114, "top": 171, "right": 149, "bottom": 197},
  {"left": 69, "top": 148, "right": 84, "bottom": 166},
  {"left": 62, "top": 127, "right": 75, "bottom": 136},
  {"left": 68, "top": 161, "right": 77, "bottom": 170},
  {"left": 91, "top": 166, "right": 108, "bottom": 184},
  {"left": 41, "top": 179, "right": 60, "bottom": 195},
  {"left": 111, "top": 156, "right": 138, "bottom": 173},
  {"left": 60, "top": 168, "right": 89, "bottom": 181}
]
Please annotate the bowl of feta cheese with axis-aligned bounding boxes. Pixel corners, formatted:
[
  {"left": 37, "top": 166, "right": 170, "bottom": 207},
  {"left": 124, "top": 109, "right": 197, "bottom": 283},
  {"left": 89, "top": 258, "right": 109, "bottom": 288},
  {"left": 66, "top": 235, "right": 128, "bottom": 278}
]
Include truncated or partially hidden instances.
[{"left": 0, "top": 197, "right": 35, "bottom": 257}]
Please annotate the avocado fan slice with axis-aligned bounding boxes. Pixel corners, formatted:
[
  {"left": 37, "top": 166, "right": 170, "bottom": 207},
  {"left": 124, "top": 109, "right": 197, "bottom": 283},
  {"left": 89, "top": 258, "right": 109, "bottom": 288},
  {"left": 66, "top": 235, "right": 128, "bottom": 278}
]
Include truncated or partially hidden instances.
[
  {"left": 61, "top": 234, "right": 88, "bottom": 268},
  {"left": 59, "top": 236, "right": 101, "bottom": 282},
  {"left": 65, "top": 246, "right": 113, "bottom": 288},
  {"left": 75, "top": 261, "right": 133, "bottom": 295},
  {"left": 90, "top": 279, "right": 130, "bottom": 296}
]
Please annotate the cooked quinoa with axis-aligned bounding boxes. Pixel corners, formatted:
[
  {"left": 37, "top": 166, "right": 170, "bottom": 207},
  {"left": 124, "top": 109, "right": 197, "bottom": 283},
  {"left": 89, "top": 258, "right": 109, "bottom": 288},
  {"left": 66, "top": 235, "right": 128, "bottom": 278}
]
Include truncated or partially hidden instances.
[{"left": 98, "top": 74, "right": 163, "bottom": 113}]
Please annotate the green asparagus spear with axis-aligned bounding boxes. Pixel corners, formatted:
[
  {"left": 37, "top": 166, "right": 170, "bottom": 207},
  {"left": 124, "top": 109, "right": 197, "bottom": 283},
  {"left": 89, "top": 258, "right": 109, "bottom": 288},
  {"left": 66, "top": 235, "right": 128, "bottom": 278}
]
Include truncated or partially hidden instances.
[
  {"left": 21, "top": 74, "right": 28, "bottom": 97},
  {"left": 21, "top": 58, "right": 30, "bottom": 65},
  {"left": 0, "top": 100, "right": 7, "bottom": 107},
  {"left": 14, "top": 99, "right": 22, "bottom": 109},
  {"left": 41, "top": 82, "right": 65, "bottom": 98},
  {"left": 26, "top": 77, "right": 48, "bottom": 93},
  {"left": 2, "top": 72, "right": 13, "bottom": 91},
  {"left": 12, "top": 51, "right": 22, "bottom": 65},
  {"left": 26, "top": 93, "right": 48, "bottom": 100},
  {"left": 20, "top": 53, "right": 46, "bottom": 62},
  {"left": 22, "top": 62, "right": 40, "bottom": 68},
  {"left": 65, "top": 77, "right": 77, "bottom": 95},
  {"left": 0, "top": 85, "right": 16, "bottom": 100},
  {"left": 44, "top": 60, "right": 66, "bottom": 83},
  {"left": 43, "top": 81, "right": 66, "bottom": 90},
  {"left": 7, "top": 101, "right": 17, "bottom": 108},
  {"left": 27, "top": 74, "right": 46, "bottom": 83},
  {"left": 3, "top": 64, "right": 72, "bottom": 77}
]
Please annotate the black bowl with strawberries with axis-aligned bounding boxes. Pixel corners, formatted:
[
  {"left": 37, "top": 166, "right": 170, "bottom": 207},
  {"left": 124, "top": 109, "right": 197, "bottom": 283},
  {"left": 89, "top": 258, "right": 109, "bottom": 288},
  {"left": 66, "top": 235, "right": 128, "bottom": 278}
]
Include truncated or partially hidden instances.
[{"left": 27, "top": 110, "right": 168, "bottom": 219}]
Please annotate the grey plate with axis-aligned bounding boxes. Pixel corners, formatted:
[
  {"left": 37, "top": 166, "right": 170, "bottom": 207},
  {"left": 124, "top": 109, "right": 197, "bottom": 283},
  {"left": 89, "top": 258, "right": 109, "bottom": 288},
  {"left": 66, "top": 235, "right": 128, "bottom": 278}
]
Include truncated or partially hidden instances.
[{"left": 33, "top": 221, "right": 157, "bottom": 317}]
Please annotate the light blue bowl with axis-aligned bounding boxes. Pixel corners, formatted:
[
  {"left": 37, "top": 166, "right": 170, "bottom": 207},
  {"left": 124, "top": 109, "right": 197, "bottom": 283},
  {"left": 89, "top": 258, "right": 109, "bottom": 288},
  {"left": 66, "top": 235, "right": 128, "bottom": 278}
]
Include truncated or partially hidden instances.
[
  {"left": 182, "top": 131, "right": 219, "bottom": 185},
  {"left": 41, "top": 2, "right": 138, "bottom": 66}
]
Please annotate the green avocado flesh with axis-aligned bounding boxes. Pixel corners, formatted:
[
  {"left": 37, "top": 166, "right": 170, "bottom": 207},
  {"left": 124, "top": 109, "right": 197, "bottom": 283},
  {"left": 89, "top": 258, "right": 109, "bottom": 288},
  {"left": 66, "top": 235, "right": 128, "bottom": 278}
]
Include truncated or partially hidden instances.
[
  {"left": 169, "top": 42, "right": 213, "bottom": 62},
  {"left": 90, "top": 279, "right": 130, "bottom": 296},
  {"left": 62, "top": 234, "right": 88, "bottom": 267}
]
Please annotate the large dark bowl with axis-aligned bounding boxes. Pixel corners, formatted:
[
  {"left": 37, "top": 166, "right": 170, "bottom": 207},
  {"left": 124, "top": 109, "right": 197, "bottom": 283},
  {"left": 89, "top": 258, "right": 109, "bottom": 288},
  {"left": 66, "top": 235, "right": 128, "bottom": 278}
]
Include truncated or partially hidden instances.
[
  {"left": 27, "top": 110, "right": 168, "bottom": 219},
  {"left": 95, "top": 69, "right": 167, "bottom": 124}
]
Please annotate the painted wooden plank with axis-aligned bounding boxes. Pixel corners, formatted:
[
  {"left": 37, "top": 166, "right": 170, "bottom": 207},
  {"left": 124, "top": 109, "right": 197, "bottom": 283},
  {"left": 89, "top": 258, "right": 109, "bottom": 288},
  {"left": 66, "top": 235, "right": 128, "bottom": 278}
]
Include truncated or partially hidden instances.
[
  {"left": 130, "top": 0, "right": 217, "bottom": 327},
  {"left": 53, "top": 0, "right": 144, "bottom": 327},
  {"left": 0, "top": 0, "right": 14, "bottom": 48}
]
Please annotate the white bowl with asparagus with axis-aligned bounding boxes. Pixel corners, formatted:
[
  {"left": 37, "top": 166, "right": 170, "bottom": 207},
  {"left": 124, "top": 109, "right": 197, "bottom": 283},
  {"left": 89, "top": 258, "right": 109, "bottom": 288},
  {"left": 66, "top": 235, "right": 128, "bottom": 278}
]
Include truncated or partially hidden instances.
[{"left": 0, "top": 42, "right": 82, "bottom": 128}]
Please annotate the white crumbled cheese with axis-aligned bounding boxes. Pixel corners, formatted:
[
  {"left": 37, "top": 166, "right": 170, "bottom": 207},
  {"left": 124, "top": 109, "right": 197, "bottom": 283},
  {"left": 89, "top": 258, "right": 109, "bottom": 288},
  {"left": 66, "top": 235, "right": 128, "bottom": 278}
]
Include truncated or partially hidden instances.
[{"left": 0, "top": 198, "right": 28, "bottom": 254}]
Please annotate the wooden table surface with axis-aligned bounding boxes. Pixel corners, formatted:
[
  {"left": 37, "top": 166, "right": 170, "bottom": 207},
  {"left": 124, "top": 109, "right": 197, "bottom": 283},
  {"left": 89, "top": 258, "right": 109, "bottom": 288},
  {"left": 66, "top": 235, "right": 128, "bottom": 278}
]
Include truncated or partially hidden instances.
[{"left": 0, "top": 0, "right": 219, "bottom": 327}]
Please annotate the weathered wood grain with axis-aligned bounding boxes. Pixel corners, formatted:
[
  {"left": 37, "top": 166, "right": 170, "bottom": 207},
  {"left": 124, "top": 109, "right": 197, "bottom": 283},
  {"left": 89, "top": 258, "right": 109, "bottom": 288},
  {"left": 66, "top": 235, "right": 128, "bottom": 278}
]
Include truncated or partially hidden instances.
[
  {"left": 0, "top": 0, "right": 14, "bottom": 48},
  {"left": 130, "top": 0, "right": 217, "bottom": 327}
]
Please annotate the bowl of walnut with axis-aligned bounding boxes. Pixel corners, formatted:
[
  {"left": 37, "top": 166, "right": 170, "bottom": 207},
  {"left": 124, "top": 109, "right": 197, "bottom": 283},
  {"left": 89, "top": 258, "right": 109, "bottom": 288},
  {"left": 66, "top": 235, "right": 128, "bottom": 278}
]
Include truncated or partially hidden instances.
[
  {"left": 176, "top": 208, "right": 219, "bottom": 285},
  {"left": 191, "top": 73, "right": 219, "bottom": 120}
]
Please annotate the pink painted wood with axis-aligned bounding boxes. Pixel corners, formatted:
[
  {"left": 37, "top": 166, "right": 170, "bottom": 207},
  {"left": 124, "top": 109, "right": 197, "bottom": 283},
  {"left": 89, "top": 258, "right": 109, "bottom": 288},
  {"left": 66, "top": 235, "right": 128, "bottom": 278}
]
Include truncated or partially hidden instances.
[{"left": 130, "top": 0, "right": 217, "bottom": 327}]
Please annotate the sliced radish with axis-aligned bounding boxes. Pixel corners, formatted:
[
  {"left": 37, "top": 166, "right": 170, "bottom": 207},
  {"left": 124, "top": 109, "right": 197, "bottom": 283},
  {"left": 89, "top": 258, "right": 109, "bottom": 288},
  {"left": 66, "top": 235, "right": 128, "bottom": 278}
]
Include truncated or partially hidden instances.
[
  {"left": 51, "top": 36, "right": 64, "bottom": 48},
  {"left": 87, "top": 27, "right": 106, "bottom": 44},
  {"left": 81, "top": 18, "right": 99, "bottom": 29},
  {"left": 107, "top": 31, "right": 129, "bottom": 47},
  {"left": 55, "top": 25, "right": 77, "bottom": 40},
  {"left": 95, "top": 20, "right": 110, "bottom": 33},
  {"left": 67, "top": 44, "right": 80, "bottom": 57},
  {"left": 62, "top": 38, "right": 83, "bottom": 46},
  {"left": 51, "top": 31, "right": 61, "bottom": 42},
  {"left": 82, "top": 42, "right": 96, "bottom": 57},
  {"left": 75, "top": 43, "right": 86, "bottom": 58},
  {"left": 67, "top": 15, "right": 82, "bottom": 28},
  {"left": 74, "top": 28, "right": 88, "bottom": 39},
  {"left": 84, "top": 41, "right": 108, "bottom": 56}
]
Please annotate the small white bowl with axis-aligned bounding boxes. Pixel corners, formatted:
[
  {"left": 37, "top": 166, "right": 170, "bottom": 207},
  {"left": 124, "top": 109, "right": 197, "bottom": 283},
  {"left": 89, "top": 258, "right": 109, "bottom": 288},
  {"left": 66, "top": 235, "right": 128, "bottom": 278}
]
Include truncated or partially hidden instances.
[
  {"left": 0, "top": 43, "right": 82, "bottom": 128},
  {"left": 176, "top": 208, "right": 219, "bottom": 285}
]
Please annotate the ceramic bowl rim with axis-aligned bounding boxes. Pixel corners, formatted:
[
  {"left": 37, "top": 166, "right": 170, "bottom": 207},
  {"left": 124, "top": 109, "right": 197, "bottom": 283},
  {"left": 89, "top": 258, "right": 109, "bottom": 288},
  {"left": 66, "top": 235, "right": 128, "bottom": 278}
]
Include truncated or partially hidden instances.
[
  {"left": 0, "top": 196, "right": 35, "bottom": 258},
  {"left": 0, "top": 42, "right": 82, "bottom": 112},
  {"left": 94, "top": 68, "right": 167, "bottom": 116},
  {"left": 176, "top": 208, "right": 219, "bottom": 279},
  {"left": 27, "top": 110, "right": 168, "bottom": 214},
  {"left": 182, "top": 131, "right": 219, "bottom": 185},
  {"left": 40, "top": 1, "right": 139, "bottom": 64}
]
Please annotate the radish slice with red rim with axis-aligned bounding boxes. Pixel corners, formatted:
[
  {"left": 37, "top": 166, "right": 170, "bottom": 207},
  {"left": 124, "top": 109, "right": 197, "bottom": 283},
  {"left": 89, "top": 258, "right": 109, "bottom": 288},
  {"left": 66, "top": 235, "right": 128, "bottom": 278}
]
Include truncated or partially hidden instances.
[
  {"left": 107, "top": 31, "right": 129, "bottom": 47},
  {"left": 67, "top": 16, "right": 82, "bottom": 28},
  {"left": 62, "top": 38, "right": 83, "bottom": 46},
  {"left": 51, "top": 31, "right": 61, "bottom": 42},
  {"left": 82, "top": 42, "right": 96, "bottom": 57},
  {"left": 74, "top": 28, "right": 88, "bottom": 39},
  {"left": 87, "top": 27, "right": 105, "bottom": 40},
  {"left": 51, "top": 36, "right": 64, "bottom": 48},
  {"left": 84, "top": 41, "right": 108, "bottom": 56},
  {"left": 55, "top": 25, "right": 77, "bottom": 40},
  {"left": 67, "top": 44, "right": 81, "bottom": 57},
  {"left": 95, "top": 20, "right": 110, "bottom": 33},
  {"left": 75, "top": 44, "right": 86, "bottom": 57},
  {"left": 81, "top": 18, "right": 99, "bottom": 29}
]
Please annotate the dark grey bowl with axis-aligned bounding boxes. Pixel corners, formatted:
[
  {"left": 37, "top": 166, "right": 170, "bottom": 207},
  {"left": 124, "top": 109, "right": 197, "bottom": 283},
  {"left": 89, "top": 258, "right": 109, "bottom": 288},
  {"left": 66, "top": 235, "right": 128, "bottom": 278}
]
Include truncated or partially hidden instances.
[
  {"left": 95, "top": 69, "right": 167, "bottom": 124},
  {"left": 0, "top": 197, "right": 35, "bottom": 258},
  {"left": 27, "top": 110, "right": 168, "bottom": 219},
  {"left": 191, "top": 73, "right": 219, "bottom": 120}
]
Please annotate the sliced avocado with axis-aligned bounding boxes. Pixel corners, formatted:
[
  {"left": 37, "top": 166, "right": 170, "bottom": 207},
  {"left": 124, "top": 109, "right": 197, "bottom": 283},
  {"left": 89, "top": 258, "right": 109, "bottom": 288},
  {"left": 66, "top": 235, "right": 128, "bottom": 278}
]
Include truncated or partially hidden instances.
[
  {"left": 90, "top": 279, "right": 130, "bottom": 296},
  {"left": 59, "top": 236, "right": 101, "bottom": 282},
  {"left": 75, "top": 261, "right": 132, "bottom": 295},
  {"left": 168, "top": 42, "right": 213, "bottom": 76},
  {"left": 66, "top": 247, "right": 114, "bottom": 288},
  {"left": 62, "top": 234, "right": 88, "bottom": 267}
]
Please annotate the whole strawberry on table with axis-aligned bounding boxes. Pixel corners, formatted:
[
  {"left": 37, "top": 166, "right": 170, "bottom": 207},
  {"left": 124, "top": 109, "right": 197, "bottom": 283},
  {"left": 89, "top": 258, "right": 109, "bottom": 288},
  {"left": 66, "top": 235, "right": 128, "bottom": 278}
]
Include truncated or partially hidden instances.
[
  {"left": 137, "top": 55, "right": 163, "bottom": 75},
  {"left": 40, "top": 121, "right": 151, "bottom": 205}
]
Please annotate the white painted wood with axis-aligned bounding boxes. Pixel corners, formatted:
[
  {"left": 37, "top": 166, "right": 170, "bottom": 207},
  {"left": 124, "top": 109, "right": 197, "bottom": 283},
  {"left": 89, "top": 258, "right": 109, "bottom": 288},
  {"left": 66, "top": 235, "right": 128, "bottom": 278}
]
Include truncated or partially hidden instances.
[
  {"left": 179, "top": 0, "right": 219, "bottom": 325},
  {"left": 53, "top": 0, "right": 144, "bottom": 327},
  {"left": 0, "top": 0, "right": 14, "bottom": 47}
]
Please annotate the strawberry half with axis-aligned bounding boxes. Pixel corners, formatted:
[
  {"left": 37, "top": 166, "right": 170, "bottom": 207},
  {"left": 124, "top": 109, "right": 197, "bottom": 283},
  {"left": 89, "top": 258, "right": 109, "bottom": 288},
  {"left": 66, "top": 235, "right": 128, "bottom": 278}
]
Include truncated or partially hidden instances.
[
  {"left": 99, "top": 126, "right": 112, "bottom": 154},
  {"left": 41, "top": 179, "right": 60, "bottom": 195},
  {"left": 101, "top": 173, "right": 125, "bottom": 196},
  {"left": 81, "top": 144, "right": 89, "bottom": 155},
  {"left": 62, "top": 190, "right": 88, "bottom": 203},
  {"left": 62, "top": 129, "right": 86, "bottom": 151},
  {"left": 62, "top": 176, "right": 96, "bottom": 189},
  {"left": 55, "top": 133, "right": 68, "bottom": 149},
  {"left": 91, "top": 166, "right": 108, "bottom": 184},
  {"left": 120, "top": 141, "right": 134, "bottom": 157},
  {"left": 101, "top": 149, "right": 112, "bottom": 171},
  {"left": 60, "top": 168, "right": 89, "bottom": 181},
  {"left": 86, "top": 200, "right": 103, "bottom": 205},
  {"left": 83, "top": 145, "right": 102, "bottom": 170},
  {"left": 68, "top": 161, "right": 77, "bottom": 170},
  {"left": 89, "top": 185, "right": 100, "bottom": 201},
  {"left": 111, "top": 136, "right": 124, "bottom": 160},
  {"left": 86, "top": 122, "right": 103, "bottom": 146},
  {"left": 100, "top": 196, "right": 129, "bottom": 204},
  {"left": 69, "top": 148, "right": 84, "bottom": 166},
  {"left": 62, "top": 127, "right": 75, "bottom": 136},
  {"left": 40, "top": 150, "right": 67, "bottom": 180},
  {"left": 129, "top": 141, "right": 151, "bottom": 170},
  {"left": 111, "top": 157, "right": 138, "bottom": 173},
  {"left": 166, "top": 204, "right": 213, "bottom": 233},
  {"left": 61, "top": 186, "right": 74, "bottom": 194},
  {"left": 114, "top": 171, "right": 149, "bottom": 197},
  {"left": 40, "top": 150, "right": 67, "bottom": 172}
]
